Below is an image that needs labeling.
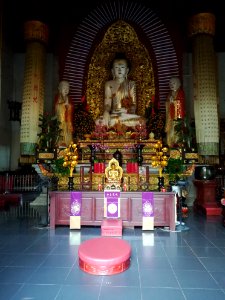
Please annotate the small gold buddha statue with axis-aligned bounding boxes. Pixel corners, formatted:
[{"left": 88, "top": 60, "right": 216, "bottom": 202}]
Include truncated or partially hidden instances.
[{"left": 105, "top": 158, "right": 123, "bottom": 190}]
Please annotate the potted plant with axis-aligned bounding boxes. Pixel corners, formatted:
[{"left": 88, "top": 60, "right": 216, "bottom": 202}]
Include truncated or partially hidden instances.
[
  {"left": 126, "top": 158, "right": 138, "bottom": 173},
  {"left": 37, "top": 113, "right": 62, "bottom": 151},
  {"left": 163, "top": 157, "right": 185, "bottom": 185},
  {"left": 50, "top": 157, "right": 70, "bottom": 190},
  {"left": 52, "top": 157, "right": 70, "bottom": 176},
  {"left": 36, "top": 113, "right": 62, "bottom": 163},
  {"left": 174, "top": 116, "right": 196, "bottom": 150}
]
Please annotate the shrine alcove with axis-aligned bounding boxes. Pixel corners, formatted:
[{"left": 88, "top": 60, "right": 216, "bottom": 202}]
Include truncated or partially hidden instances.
[
  {"left": 84, "top": 20, "right": 155, "bottom": 121},
  {"left": 61, "top": 1, "right": 181, "bottom": 119}
]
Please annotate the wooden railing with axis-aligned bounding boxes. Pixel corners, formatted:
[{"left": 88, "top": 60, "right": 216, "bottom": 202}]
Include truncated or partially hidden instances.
[
  {"left": 0, "top": 173, "right": 43, "bottom": 193},
  {"left": 0, "top": 172, "right": 47, "bottom": 221}
]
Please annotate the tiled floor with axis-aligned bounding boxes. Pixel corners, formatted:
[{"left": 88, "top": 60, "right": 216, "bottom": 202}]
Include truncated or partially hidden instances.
[{"left": 1, "top": 210, "right": 225, "bottom": 300}]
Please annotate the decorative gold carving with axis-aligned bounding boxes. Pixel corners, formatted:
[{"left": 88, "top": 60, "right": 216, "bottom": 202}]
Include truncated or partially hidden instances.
[
  {"left": 57, "top": 175, "right": 69, "bottom": 190},
  {"left": 38, "top": 152, "right": 55, "bottom": 159},
  {"left": 185, "top": 153, "right": 198, "bottom": 159},
  {"left": 85, "top": 20, "right": 155, "bottom": 121},
  {"left": 189, "top": 13, "right": 215, "bottom": 37},
  {"left": 57, "top": 172, "right": 168, "bottom": 192}
]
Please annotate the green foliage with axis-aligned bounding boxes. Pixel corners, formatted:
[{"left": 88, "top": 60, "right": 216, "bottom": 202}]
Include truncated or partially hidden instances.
[
  {"left": 37, "top": 113, "right": 62, "bottom": 150},
  {"left": 163, "top": 157, "right": 185, "bottom": 182},
  {"left": 174, "top": 116, "right": 196, "bottom": 149},
  {"left": 52, "top": 157, "right": 70, "bottom": 176},
  {"left": 94, "top": 158, "right": 105, "bottom": 163},
  {"left": 127, "top": 158, "right": 138, "bottom": 162}
]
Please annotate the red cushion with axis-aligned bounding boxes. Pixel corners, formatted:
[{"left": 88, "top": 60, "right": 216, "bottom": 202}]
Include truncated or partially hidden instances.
[
  {"left": 78, "top": 237, "right": 131, "bottom": 274},
  {"left": 78, "top": 237, "right": 131, "bottom": 266}
]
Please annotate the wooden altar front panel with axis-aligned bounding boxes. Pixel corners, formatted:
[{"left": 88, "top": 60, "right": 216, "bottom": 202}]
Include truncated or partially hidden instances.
[{"left": 49, "top": 191, "right": 176, "bottom": 230}]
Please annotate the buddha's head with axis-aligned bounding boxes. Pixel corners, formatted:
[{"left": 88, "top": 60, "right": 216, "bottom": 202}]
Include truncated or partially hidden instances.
[{"left": 111, "top": 53, "right": 131, "bottom": 80}]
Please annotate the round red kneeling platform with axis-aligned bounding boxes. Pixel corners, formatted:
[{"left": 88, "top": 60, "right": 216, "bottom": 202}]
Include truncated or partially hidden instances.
[{"left": 78, "top": 237, "right": 131, "bottom": 275}]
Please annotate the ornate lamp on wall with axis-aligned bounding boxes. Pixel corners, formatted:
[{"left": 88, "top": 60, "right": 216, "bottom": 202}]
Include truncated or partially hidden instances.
[
  {"left": 62, "top": 142, "right": 78, "bottom": 190},
  {"left": 151, "top": 141, "right": 168, "bottom": 191}
]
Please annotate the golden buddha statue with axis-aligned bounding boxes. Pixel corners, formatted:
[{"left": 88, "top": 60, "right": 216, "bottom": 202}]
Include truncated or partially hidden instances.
[{"left": 105, "top": 158, "right": 123, "bottom": 190}]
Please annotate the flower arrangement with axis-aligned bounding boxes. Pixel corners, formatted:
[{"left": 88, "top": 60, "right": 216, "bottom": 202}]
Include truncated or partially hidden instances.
[
  {"left": 91, "top": 143, "right": 109, "bottom": 152},
  {"left": 108, "top": 121, "right": 129, "bottom": 139},
  {"left": 126, "top": 159, "right": 138, "bottom": 173},
  {"left": 91, "top": 123, "right": 108, "bottom": 140}
]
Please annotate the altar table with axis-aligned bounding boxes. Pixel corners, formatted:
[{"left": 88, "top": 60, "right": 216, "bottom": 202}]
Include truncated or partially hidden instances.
[
  {"left": 49, "top": 191, "right": 176, "bottom": 230},
  {"left": 78, "top": 139, "right": 159, "bottom": 164}
]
